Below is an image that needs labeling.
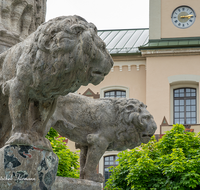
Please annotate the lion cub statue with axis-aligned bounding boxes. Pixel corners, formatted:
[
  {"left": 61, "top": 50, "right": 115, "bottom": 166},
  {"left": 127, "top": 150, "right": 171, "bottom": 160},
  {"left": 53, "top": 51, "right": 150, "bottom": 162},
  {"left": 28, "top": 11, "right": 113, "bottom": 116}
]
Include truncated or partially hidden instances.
[
  {"left": 0, "top": 15, "right": 113, "bottom": 149},
  {"left": 46, "top": 93, "right": 157, "bottom": 183}
]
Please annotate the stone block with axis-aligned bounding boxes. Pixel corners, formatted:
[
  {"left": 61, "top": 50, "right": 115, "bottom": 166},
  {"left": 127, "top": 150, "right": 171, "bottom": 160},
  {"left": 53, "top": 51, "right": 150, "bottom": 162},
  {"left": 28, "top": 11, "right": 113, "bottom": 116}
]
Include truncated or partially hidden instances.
[
  {"left": 0, "top": 145, "right": 58, "bottom": 190},
  {"left": 51, "top": 176, "right": 102, "bottom": 190}
]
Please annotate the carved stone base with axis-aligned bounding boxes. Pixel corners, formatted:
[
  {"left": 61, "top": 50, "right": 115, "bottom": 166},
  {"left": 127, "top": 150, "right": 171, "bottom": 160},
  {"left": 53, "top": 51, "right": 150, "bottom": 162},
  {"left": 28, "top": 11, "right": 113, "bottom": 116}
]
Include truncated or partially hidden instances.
[
  {"left": 5, "top": 133, "right": 52, "bottom": 151},
  {"left": 0, "top": 145, "right": 58, "bottom": 190}
]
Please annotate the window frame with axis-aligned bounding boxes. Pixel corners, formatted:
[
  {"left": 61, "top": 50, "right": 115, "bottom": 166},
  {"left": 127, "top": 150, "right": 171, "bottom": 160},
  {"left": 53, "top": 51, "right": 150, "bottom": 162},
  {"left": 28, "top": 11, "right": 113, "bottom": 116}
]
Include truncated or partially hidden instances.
[
  {"left": 100, "top": 86, "right": 129, "bottom": 98},
  {"left": 104, "top": 90, "right": 126, "bottom": 98},
  {"left": 173, "top": 88, "right": 197, "bottom": 125},
  {"left": 170, "top": 83, "right": 199, "bottom": 125},
  {"left": 103, "top": 155, "right": 119, "bottom": 186},
  {"left": 98, "top": 151, "right": 120, "bottom": 188}
]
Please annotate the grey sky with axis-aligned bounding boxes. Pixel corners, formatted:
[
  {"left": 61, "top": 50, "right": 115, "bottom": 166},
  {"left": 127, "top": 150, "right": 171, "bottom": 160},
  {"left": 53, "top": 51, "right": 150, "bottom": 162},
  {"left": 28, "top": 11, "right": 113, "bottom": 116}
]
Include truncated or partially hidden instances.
[{"left": 46, "top": 0, "right": 149, "bottom": 30}]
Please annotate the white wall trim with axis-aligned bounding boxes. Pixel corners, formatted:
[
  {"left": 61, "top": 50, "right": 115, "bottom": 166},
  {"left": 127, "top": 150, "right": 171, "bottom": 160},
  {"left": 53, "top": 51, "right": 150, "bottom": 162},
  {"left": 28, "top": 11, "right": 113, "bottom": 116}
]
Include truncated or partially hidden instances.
[
  {"left": 168, "top": 75, "right": 200, "bottom": 84},
  {"left": 100, "top": 86, "right": 129, "bottom": 98},
  {"left": 111, "top": 60, "right": 146, "bottom": 72}
]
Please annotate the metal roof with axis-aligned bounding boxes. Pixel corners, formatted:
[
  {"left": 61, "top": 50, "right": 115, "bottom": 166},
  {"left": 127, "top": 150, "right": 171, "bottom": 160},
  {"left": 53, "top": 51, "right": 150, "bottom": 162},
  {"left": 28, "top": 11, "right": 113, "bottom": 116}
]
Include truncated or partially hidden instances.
[{"left": 98, "top": 28, "right": 149, "bottom": 54}]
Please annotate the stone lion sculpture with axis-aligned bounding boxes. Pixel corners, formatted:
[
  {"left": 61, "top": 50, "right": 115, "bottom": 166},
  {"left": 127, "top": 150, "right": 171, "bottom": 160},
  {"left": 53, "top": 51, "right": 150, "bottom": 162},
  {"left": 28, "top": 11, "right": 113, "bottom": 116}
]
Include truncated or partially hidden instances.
[
  {"left": 0, "top": 15, "right": 113, "bottom": 149},
  {"left": 46, "top": 93, "right": 157, "bottom": 182}
]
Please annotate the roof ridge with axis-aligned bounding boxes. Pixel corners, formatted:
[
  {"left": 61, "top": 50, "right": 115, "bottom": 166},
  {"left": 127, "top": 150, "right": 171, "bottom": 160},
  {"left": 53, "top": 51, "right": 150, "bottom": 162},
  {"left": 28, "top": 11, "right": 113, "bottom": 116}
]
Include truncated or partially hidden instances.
[{"left": 98, "top": 28, "right": 149, "bottom": 32}]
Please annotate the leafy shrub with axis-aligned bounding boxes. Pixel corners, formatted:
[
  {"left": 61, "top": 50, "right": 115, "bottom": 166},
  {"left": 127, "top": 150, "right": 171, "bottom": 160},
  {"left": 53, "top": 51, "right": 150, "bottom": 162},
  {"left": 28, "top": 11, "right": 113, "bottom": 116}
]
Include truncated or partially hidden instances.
[
  {"left": 46, "top": 128, "right": 80, "bottom": 178},
  {"left": 105, "top": 124, "right": 200, "bottom": 190}
]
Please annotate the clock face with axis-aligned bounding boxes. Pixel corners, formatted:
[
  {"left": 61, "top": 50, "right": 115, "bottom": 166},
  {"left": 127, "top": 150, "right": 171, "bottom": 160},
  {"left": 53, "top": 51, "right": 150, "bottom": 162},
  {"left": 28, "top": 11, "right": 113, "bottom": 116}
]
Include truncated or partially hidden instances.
[{"left": 171, "top": 6, "right": 196, "bottom": 29}]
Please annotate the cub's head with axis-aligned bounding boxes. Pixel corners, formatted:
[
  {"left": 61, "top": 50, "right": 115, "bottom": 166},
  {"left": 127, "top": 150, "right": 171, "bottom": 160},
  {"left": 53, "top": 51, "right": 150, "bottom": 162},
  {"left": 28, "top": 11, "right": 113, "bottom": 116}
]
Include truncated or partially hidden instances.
[{"left": 114, "top": 99, "right": 157, "bottom": 150}]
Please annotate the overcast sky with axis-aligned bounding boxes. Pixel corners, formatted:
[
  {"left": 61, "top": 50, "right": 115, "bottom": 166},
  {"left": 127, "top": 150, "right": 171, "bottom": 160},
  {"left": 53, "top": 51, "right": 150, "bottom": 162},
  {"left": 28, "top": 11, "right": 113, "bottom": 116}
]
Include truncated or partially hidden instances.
[{"left": 46, "top": 0, "right": 149, "bottom": 30}]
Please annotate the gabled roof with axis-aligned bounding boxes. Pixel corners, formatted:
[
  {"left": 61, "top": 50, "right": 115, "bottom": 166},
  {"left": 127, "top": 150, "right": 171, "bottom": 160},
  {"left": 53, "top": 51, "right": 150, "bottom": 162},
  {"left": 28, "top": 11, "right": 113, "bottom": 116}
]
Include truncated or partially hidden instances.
[{"left": 98, "top": 28, "right": 149, "bottom": 54}]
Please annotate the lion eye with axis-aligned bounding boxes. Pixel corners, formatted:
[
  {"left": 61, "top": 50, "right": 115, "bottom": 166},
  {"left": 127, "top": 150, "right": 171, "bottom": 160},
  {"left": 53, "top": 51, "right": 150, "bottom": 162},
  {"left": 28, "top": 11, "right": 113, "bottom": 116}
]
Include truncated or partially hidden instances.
[
  {"left": 91, "top": 34, "right": 94, "bottom": 41},
  {"left": 101, "top": 42, "right": 106, "bottom": 50},
  {"left": 94, "top": 26, "right": 97, "bottom": 33},
  {"left": 142, "top": 115, "right": 150, "bottom": 120},
  {"left": 142, "top": 117, "right": 146, "bottom": 121}
]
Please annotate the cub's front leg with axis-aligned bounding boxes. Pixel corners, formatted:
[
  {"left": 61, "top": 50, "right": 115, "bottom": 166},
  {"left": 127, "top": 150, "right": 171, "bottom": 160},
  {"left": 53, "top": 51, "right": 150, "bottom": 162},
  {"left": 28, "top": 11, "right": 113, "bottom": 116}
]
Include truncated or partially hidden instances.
[
  {"left": 83, "top": 134, "right": 109, "bottom": 183},
  {"left": 75, "top": 143, "right": 88, "bottom": 179}
]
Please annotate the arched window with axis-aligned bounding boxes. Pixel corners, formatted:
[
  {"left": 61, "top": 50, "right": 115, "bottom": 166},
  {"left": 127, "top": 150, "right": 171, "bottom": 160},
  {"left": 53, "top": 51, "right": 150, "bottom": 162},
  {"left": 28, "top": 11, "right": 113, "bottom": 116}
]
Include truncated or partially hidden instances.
[
  {"left": 168, "top": 75, "right": 199, "bottom": 125},
  {"left": 174, "top": 88, "right": 196, "bottom": 124},
  {"left": 104, "top": 90, "right": 126, "bottom": 98},
  {"left": 100, "top": 86, "right": 129, "bottom": 98},
  {"left": 104, "top": 155, "right": 119, "bottom": 185}
]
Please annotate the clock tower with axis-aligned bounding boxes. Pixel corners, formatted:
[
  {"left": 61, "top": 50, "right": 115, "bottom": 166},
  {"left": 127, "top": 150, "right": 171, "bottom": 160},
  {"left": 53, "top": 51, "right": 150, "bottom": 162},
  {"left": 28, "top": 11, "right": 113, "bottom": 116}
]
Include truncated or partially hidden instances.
[
  {"left": 149, "top": 0, "right": 200, "bottom": 39},
  {"left": 139, "top": 0, "right": 200, "bottom": 134}
]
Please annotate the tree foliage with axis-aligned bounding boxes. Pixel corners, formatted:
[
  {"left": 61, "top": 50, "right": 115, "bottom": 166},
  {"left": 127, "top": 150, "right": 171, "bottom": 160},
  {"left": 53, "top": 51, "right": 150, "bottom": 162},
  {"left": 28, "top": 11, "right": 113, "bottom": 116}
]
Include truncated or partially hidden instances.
[
  {"left": 105, "top": 124, "right": 200, "bottom": 190},
  {"left": 45, "top": 128, "right": 80, "bottom": 178}
]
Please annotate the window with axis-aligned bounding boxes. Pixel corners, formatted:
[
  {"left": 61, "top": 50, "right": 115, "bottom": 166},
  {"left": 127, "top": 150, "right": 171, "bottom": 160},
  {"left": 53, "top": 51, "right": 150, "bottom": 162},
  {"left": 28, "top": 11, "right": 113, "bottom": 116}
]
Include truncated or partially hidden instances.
[
  {"left": 104, "top": 90, "right": 126, "bottom": 98},
  {"left": 100, "top": 86, "right": 129, "bottom": 98},
  {"left": 104, "top": 155, "right": 119, "bottom": 185},
  {"left": 174, "top": 88, "right": 196, "bottom": 124}
]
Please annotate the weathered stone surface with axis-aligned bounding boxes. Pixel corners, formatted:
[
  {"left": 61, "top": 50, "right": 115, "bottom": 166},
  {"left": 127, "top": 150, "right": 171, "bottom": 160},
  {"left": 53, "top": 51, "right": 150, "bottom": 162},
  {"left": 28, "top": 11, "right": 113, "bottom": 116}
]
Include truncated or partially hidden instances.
[
  {"left": 0, "top": 15, "right": 113, "bottom": 150},
  {"left": 0, "top": 0, "right": 46, "bottom": 53},
  {"left": 46, "top": 93, "right": 157, "bottom": 182},
  {"left": 0, "top": 145, "right": 58, "bottom": 190},
  {"left": 51, "top": 177, "right": 101, "bottom": 190}
]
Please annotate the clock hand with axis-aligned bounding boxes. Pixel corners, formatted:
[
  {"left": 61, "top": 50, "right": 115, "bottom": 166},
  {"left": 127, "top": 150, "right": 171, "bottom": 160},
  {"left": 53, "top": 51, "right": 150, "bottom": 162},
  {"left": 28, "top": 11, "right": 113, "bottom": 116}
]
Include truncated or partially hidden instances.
[{"left": 180, "top": 15, "right": 193, "bottom": 19}]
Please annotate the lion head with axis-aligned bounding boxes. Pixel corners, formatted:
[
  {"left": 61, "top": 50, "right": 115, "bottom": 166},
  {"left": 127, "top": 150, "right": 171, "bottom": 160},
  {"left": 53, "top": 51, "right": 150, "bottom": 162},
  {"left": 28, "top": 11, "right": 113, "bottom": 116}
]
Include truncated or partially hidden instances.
[
  {"left": 106, "top": 98, "right": 157, "bottom": 150},
  {"left": 26, "top": 15, "right": 113, "bottom": 95}
]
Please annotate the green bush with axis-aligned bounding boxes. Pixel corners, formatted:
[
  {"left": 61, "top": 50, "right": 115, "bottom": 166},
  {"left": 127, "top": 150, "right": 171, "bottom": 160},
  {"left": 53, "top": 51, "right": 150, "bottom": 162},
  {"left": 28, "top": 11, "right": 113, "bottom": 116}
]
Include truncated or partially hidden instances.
[
  {"left": 105, "top": 124, "right": 200, "bottom": 190},
  {"left": 45, "top": 128, "right": 80, "bottom": 178}
]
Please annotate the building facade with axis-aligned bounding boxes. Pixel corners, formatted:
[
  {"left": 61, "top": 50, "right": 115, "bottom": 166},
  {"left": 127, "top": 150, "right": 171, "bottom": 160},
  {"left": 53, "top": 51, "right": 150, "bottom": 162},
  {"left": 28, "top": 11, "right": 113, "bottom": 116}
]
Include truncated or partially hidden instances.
[{"left": 68, "top": 0, "right": 200, "bottom": 185}]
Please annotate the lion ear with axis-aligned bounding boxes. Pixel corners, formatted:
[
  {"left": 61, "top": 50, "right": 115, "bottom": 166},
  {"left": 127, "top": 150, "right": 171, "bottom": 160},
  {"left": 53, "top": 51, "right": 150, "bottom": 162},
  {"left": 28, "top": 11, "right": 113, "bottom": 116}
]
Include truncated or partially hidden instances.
[
  {"left": 70, "top": 24, "right": 86, "bottom": 35},
  {"left": 126, "top": 104, "right": 135, "bottom": 111}
]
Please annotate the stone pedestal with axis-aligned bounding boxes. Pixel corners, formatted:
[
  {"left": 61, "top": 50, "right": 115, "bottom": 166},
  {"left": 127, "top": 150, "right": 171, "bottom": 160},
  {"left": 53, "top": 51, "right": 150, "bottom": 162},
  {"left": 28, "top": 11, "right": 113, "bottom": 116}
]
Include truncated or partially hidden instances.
[
  {"left": 0, "top": 145, "right": 58, "bottom": 190},
  {"left": 51, "top": 177, "right": 102, "bottom": 190}
]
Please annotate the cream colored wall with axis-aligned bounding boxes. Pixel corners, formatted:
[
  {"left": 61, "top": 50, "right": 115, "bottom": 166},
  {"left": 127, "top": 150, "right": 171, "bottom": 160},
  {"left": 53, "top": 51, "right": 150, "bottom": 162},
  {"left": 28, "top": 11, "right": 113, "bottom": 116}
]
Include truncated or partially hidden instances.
[
  {"left": 149, "top": 0, "right": 161, "bottom": 40},
  {"left": 78, "top": 63, "right": 146, "bottom": 104},
  {"left": 161, "top": 0, "right": 200, "bottom": 38},
  {"left": 192, "top": 125, "right": 200, "bottom": 133},
  {"left": 67, "top": 140, "right": 79, "bottom": 154},
  {"left": 161, "top": 126, "right": 174, "bottom": 134},
  {"left": 146, "top": 55, "right": 200, "bottom": 134}
]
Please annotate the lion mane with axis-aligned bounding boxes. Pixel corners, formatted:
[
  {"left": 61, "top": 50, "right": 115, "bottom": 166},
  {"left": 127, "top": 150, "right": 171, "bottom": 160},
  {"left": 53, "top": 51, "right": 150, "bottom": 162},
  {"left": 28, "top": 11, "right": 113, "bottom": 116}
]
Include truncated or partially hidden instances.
[
  {"left": 104, "top": 98, "right": 149, "bottom": 150},
  {"left": 23, "top": 15, "right": 105, "bottom": 95},
  {"left": 32, "top": 15, "right": 98, "bottom": 72}
]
